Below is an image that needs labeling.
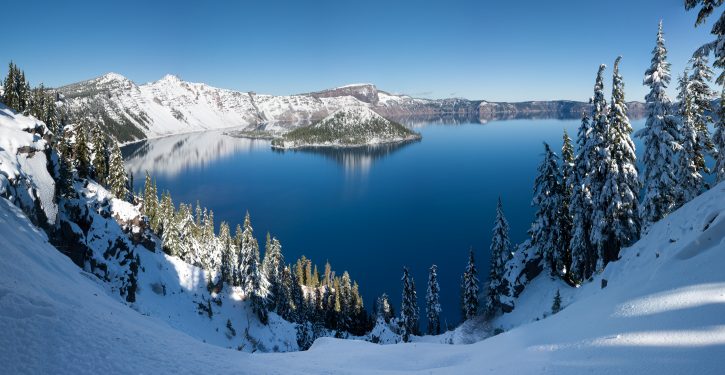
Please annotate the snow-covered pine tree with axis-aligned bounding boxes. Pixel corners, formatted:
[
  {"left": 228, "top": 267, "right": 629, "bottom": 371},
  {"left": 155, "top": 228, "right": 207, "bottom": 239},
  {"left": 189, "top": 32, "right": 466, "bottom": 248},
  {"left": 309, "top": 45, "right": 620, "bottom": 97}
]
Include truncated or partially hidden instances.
[
  {"left": 107, "top": 140, "right": 129, "bottom": 200},
  {"left": 56, "top": 128, "right": 75, "bottom": 198},
  {"left": 594, "top": 57, "right": 641, "bottom": 269},
  {"left": 461, "top": 248, "right": 480, "bottom": 321},
  {"left": 529, "top": 143, "right": 564, "bottom": 276},
  {"left": 485, "top": 197, "right": 512, "bottom": 317},
  {"left": 237, "top": 212, "right": 269, "bottom": 324},
  {"left": 685, "top": 1, "right": 725, "bottom": 182},
  {"left": 218, "top": 221, "right": 235, "bottom": 286},
  {"left": 636, "top": 21, "right": 681, "bottom": 230},
  {"left": 688, "top": 55, "right": 715, "bottom": 176},
  {"left": 400, "top": 267, "right": 416, "bottom": 342},
  {"left": 426, "top": 264, "right": 441, "bottom": 335},
  {"left": 676, "top": 70, "right": 705, "bottom": 206},
  {"left": 376, "top": 293, "right": 394, "bottom": 323},
  {"left": 2, "top": 62, "right": 19, "bottom": 111},
  {"left": 142, "top": 172, "right": 159, "bottom": 231},
  {"left": 570, "top": 114, "right": 596, "bottom": 282},
  {"left": 74, "top": 122, "right": 91, "bottom": 179},
  {"left": 686, "top": 1, "right": 725, "bottom": 84},
  {"left": 559, "top": 131, "right": 574, "bottom": 277},
  {"left": 715, "top": 89, "right": 725, "bottom": 182},
  {"left": 262, "top": 236, "right": 285, "bottom": 312},
  {"left": 91, "top": 124, "right": 108, "bottom": 185},
  {"left": 339, "top": 271, "right": 354, "bottom": 332}
]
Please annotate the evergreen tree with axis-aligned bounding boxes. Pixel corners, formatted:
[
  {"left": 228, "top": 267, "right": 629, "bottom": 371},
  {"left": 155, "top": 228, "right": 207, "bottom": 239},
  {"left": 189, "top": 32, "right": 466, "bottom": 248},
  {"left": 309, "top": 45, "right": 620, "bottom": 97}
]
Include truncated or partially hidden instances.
[
  {"left": 593, "top": 57, "right": 641, "bottom": 269},
  {"left": 2, "top": 62, "right": 19, "bottom": 110},
  {"left": 529, "top": 143, "right": 564, "bottom": 275},
  {"left": 375, "top": 293, "right": 394, "bottom": 323},
  {"left": 636, "top": 21, "right": 680, "bottom": 229},
  {"left": 461, "top": 248, "right": 479, "bottom": 321},
  {"left": 91, "top": 124, "right": 108, "bottom": 185},
  {"left": 676, "top": 70, "right": 705, "bottom": 206},
  {"left": 714, "top": 89, "right": 725, "bottom": 182},
  {"left": 399, "top": 267, "right": 418, "bottom": 342},
  {"left": 425, "top": 264, "right": 441, "bottom": 335},
  {"left": 551, "top": 289, "right": 562, "bottom": 314},
  {"left": 143, "top": 172, "right": 159, "bottom": 231},
  {"left": 56, "top": 127, "right": 75, "bottom": 198},
  {"left": 107, "top": 140, "right": 129, "bottom": 200},
  {"left": 559, "top": 131, "right": 574, "bottom": 276},
  {"left": 685, "top": 1, "right": 725, "bottom": 182},
  {"left": 570, "top": 114, "right": 596, "bottom": 282},
  {"left": 686, "top": 1, "right": 725, "bottom": 84},
  {"left": 262, "top": 236, "right": 285, "bottom": 312},
  {"left": 74, "top": 122, "right": 91, "bottom": 179},
  {"left": 219, "top": 221, "right": 237, "bottom": 286},
  {"left": 688, "top": 55, "right": 715, "bottom": 174},
  {"left": 237, "top": 212, "right": 269, "bottom": 324},
  {"left": 485, "top": 197, "right": 511, "bottom": 317}
]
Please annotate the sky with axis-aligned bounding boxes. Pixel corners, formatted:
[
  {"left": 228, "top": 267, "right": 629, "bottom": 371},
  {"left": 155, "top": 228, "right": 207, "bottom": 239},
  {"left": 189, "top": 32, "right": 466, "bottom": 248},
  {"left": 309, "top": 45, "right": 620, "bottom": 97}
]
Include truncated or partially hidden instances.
[{"left": 1, "top": 0, "right": 717, "bottom": 101}]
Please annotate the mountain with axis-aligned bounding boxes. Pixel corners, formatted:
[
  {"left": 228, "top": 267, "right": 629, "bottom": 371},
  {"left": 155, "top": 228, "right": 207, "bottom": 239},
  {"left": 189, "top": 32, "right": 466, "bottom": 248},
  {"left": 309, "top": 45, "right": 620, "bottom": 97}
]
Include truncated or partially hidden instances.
[
  {"left": 55, "top": 74, "right": 645, "bottom": 143},
  {"left": 270, "top": 107, "right": 421, "bottom": 149}
]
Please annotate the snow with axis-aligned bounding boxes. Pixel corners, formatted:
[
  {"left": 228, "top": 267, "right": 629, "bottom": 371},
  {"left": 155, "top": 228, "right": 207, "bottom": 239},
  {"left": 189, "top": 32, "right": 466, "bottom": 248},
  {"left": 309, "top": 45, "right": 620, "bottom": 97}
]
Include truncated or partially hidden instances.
[
  {"left": 3, "top": 177, "right": 725, "bottom": 373},
  {"left": 2, "top": 97, "right": 725, "bottom": 372}
]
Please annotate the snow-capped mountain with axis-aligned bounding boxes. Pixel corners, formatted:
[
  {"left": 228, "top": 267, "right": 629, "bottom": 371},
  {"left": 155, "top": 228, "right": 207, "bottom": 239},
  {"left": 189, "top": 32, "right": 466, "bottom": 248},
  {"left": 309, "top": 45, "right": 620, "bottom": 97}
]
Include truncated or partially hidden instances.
[{"left": 56, "top": 73, "right": 644, "bottom": 143}]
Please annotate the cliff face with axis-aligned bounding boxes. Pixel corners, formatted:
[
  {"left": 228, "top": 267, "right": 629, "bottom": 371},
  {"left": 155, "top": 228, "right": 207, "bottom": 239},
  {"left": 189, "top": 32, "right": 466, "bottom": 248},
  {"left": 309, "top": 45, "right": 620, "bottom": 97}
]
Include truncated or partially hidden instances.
[{"left": 56, "top": 75, "right": 646, "bottom": 143}]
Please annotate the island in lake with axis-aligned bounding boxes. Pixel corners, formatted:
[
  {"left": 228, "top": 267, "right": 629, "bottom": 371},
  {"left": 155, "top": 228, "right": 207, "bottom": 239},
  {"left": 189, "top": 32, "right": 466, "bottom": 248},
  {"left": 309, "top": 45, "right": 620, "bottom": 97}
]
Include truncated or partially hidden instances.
[{"left": 270, "top": 107, "right": 421, "bottom": 149}]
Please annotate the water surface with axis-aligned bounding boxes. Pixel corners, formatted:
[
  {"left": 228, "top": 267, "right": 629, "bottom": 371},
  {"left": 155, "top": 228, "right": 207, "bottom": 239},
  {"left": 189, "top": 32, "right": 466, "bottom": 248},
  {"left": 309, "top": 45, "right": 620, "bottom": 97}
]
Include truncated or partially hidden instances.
[{"left": 124, "top": 118, "right": 645, "bottom": 327}]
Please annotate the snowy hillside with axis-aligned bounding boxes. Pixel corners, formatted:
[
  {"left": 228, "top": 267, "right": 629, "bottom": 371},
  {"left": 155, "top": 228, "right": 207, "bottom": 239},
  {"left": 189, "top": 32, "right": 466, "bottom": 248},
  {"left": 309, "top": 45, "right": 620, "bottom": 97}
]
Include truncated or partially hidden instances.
[
  {"left": 2, "top": 173, "right": 724, "bottom": 373},
  {"left": 271, "top": 107, "right": 421, "bottom": 149}
]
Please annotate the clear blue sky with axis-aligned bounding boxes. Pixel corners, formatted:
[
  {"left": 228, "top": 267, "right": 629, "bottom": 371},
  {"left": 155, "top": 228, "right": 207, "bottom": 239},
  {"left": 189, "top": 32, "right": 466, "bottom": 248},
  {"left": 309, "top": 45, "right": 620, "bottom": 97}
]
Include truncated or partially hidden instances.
[{"left": 1, "top": 0, "right": 716, "bottom": 101}]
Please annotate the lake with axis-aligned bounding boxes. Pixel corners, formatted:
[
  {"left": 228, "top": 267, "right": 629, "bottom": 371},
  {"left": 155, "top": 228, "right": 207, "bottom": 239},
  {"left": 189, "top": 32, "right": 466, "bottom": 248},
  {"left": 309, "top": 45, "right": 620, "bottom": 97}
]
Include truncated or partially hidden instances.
[{"left": 123, "top": 118, "right": 646, "bottom": 327}]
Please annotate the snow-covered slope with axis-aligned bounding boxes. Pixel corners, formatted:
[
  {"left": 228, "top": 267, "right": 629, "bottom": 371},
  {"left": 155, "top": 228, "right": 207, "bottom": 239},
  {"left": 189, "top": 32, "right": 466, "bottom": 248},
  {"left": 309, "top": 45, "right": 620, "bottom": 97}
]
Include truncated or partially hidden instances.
[{"left": 3, "top": 166, "right": 724, "bottom": 373}]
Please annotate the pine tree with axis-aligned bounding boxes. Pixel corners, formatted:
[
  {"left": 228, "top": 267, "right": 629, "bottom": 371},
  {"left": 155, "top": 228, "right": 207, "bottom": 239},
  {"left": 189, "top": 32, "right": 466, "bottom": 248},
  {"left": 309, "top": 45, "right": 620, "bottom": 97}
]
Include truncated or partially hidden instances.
[
  {"left": 262, "top": 236, "right": 285, "bottom": 312},
  {"left": 376, "top": 293, "right": 394, "bottom": 323},
  {"left": 219, "top": 221, "right": 237, "bottom": 286},
  {"left": 570, "top": 114, "right": 596, "bottom": 282},
  {"left": 237, "top": 212, "right": 269, "bottom": 324},
  {"left": 74, "top": 122, "right": 91, "bottom": 179},
  {"left": 426, "top": 264, "right": 441, "bottom": 335},
  {"left": 2, "top": 62, "right": 19, "bottom": 110},
  {"left": 688, "top": 55, "right": 715, "bottom": 175},
  {"left": 91, "top": 124, "right": 108, "bottom": 185},
  {"left": 593, "top": 57, "right": 641, "bottom": 269},
  {"left": 676, "top": 70, "right": 705, "bottom": 206},
  {"left": 108, "top": 140, "right": 129, "bottom": 200},
  {"left": 529, "top": 143, "right": 563, "bottom": 275},
  {"left": 559, "top": 131, "right": 574, "bottom": 276},
  {"left": 56, "top": 126, "right": 75, "bottom": 198},
  {"left": 685, "top": 1, "right": 725, "bottom": 182},
  {"left": 461, "top": 248, "right": 479, "bottom": 321},
  {"left": 551, "top": 289, "right": 562, "bottom": 314},
  {"left": 143, "top": 172, "right": 160, "bottom": 231},
  {"left": 714, "top": 89, "right": 725, "bottom": 182},
  {"left": 588, "top": 64, "right": 616, "bottom": 272},
  {"left": 686, "top": 1, "right": 725, "bottom": 84},
  {"left": 485, "top": 197, "right": 511, "bottom": 317},
  {"left": 399, "top": 267, "right": 418, "bottom": 342},
  {"left": 636, "top": 21, "right": 680, "bottom": 229}
]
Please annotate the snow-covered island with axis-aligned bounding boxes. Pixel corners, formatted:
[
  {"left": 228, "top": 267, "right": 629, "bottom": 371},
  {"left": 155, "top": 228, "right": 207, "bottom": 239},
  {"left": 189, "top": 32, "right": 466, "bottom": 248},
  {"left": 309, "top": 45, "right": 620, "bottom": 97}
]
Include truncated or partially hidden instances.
[{"left": 270, "top": 107, "right": 421, "bottom": 149}]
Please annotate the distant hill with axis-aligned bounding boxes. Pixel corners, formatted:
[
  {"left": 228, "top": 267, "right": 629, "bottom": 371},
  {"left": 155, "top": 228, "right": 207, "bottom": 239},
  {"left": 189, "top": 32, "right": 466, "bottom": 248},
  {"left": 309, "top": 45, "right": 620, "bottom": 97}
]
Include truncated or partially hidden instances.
[{"left": 271, "top": 107, "right": 421, "bottom": 149}]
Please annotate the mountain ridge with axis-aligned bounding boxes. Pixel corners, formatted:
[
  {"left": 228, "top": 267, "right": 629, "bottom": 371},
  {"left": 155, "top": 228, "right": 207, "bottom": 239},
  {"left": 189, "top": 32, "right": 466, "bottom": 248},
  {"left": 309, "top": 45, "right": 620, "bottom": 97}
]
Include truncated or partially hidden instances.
[{"left": 55, "top": 72, "right": 646, "bottom": 143}]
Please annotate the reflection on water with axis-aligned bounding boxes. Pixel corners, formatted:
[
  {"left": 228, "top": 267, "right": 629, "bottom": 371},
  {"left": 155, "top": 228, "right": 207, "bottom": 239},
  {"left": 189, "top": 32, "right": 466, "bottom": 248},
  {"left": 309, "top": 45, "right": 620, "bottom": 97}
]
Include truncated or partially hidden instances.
[
  {"left": 122, "top": 131, "right": 269, "bottom": 177},
  {"left": 273, "top": 141, "right": 418, "bottom": 175}
]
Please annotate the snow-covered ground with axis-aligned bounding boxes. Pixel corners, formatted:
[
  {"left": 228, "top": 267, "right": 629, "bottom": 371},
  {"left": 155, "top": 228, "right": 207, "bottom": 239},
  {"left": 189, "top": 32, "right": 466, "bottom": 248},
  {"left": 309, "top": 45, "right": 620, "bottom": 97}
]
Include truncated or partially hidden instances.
[
  {"left": 2, "top": 99, "right": 724, "bottom": 373},
  {"left": 2, "top": 176, "right": 724, "bottom": 373}
]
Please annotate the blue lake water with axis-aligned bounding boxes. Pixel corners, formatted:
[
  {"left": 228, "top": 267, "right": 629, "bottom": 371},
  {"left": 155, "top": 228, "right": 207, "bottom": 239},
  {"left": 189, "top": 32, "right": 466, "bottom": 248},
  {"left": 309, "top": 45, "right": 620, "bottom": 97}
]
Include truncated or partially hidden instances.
[{"left": 123, "top": 118, "right": 645, "bottom": 327}]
